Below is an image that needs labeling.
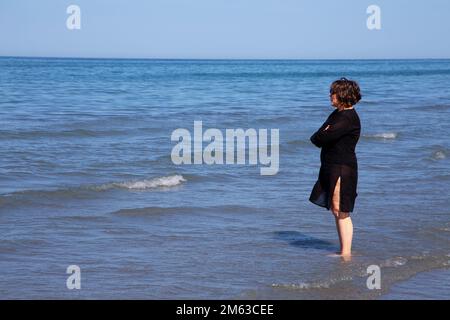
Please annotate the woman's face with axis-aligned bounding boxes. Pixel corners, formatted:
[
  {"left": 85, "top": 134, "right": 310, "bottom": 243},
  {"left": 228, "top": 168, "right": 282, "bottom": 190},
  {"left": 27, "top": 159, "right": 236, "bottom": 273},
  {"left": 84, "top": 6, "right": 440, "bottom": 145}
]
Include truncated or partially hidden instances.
[{"left": 330, "top": 93, "right": 339, "bottom": 108}]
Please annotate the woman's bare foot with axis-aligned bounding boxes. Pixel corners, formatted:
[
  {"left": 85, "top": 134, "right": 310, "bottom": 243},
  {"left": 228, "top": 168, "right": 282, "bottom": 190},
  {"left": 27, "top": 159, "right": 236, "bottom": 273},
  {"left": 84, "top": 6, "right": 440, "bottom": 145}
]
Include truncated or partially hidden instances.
[
  {"left": 339, "top": 252, "right": 352, "bottom": 262},
  {"left": 327, "top": 252, "right": 352, "bottom": 262}
]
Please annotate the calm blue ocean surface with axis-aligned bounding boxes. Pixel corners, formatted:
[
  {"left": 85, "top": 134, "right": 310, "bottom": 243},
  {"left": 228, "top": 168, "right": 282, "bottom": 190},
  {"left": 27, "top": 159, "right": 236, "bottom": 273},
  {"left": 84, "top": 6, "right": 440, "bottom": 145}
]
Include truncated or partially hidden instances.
[{"left": 0, "top": 57, "right": 449, "bottom": 299}]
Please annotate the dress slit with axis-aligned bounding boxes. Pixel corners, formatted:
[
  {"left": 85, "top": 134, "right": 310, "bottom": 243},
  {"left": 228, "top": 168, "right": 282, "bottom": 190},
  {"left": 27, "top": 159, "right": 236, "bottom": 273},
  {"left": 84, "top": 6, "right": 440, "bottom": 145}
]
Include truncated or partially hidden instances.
[
  {"left": 331, "top": 175, "right": 341, "bottom": 213},
  {"left": 309, "top": 164, "right": 357, "bottom": 213}
]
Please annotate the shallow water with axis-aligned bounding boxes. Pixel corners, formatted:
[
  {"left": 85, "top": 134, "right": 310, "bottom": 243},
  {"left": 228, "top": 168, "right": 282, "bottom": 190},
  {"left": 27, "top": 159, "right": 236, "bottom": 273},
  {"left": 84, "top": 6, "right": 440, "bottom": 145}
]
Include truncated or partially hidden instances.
[
  {"left": 0, "top": 58, "right": 449, "bottom": 299},
  {"left": 381, "top": 268, "right": 450, "bottom": 300}
]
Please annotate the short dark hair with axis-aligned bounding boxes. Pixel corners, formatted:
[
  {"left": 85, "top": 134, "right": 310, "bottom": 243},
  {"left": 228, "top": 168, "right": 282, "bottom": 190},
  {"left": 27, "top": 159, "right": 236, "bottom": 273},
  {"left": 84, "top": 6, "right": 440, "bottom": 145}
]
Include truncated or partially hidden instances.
[{"left": 330, "top": 78, "right": 362, "bottom": 106}]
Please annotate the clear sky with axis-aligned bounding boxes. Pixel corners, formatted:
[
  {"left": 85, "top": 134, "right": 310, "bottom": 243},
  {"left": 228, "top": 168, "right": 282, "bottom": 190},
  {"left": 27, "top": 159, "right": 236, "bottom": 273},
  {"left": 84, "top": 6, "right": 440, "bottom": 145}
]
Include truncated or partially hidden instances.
[{"left": 1, "top": 0, "right": 449, "bottom": 59}]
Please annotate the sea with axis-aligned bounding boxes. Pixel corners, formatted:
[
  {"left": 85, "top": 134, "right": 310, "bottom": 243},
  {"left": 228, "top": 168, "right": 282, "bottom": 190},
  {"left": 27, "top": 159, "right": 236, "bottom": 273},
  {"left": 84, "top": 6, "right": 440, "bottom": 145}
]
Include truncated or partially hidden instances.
[{"left": 0, "top": 57, "right": 449, "bottom": 299}]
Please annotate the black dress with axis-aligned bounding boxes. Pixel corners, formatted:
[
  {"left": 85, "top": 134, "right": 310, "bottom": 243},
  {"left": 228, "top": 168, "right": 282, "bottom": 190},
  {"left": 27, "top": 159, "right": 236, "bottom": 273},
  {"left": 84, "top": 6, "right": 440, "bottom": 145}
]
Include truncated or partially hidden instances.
[{"left": 309, "top": 108, "right": 361, "bottom": 213}]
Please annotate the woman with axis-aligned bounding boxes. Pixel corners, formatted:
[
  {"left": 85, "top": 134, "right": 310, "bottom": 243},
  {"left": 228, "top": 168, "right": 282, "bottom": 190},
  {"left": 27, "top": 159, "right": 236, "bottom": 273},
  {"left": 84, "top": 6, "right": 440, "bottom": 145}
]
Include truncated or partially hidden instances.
[{"left": 309, "top": 78, "right": 361, "bottom": 257}]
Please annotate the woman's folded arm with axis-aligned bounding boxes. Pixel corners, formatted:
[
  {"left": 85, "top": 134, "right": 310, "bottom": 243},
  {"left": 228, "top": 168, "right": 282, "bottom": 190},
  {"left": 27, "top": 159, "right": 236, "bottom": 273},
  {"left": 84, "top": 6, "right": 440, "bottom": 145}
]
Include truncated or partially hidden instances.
[{"left": 310, "top": 116, "right": 350, "bottom": 147}]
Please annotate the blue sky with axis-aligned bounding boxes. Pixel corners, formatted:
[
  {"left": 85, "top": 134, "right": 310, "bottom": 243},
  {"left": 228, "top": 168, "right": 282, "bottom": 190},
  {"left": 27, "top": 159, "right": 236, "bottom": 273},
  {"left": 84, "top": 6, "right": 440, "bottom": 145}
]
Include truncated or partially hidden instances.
[{"left": 1, "top": 0, "right": 449, "bottom": 59}]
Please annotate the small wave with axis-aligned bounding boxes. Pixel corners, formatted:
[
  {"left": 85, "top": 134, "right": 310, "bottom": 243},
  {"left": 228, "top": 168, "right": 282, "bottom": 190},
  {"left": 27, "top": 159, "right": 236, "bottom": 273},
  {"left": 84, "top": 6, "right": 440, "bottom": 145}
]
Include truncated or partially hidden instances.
[
  {"left": 431, "top": 150, "right": 447, "bottom": 160},
  {"left": 262, "top": 252, "right": 450, "bottom": 299},
  {"left": 112, "top": 204, "right": 270, "bottom": 217},
  {"left": 382, "top": 257, "right": 408, "bottom": 267},
  {"left": 0, "top": 239, "right": 48, "bottom": 248},
  {"left": 49, "top": 215, "right": 111, "bottom": 223},
  {"left": 1, "top": 175, "right": 187, "bottom": 205},
  {"left": 363, "top": 132, "right": 398, "bottom": 140},
  {"left": 113, "top": 206, "right": 201, "bottom": 217},
  {"left": 95, "top": 175, "right": 186, "bottom": 191},
  {"left": 272, "top": 276, "right": 353, "bottom": 290},
  {"left": 411, "top": 104, "right": 450, "bottom": 111},
  {"left": 0, "top": 128, "right": 127, "bottom": 140}
]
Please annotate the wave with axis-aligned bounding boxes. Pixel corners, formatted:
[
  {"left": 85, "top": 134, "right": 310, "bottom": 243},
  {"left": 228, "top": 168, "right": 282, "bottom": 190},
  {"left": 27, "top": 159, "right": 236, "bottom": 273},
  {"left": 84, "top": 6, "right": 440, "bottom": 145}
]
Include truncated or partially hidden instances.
[
  {"left": 0, "top": 175, "right": 187, "bottom": 205},
  {"left": 381, "top": 257, "right": 408, "bottom": 267},
  {"left": 94, "top": 175, "right": 186, "bottom": 191},
  {"left": 252, "top": 251, "right": 450, "bottom": 300},
  {"left": 0, "top": 126, "right": 163, "bottom": 140},
  {"left": 0, "top": 128, "right": 128, "bottom": 140},
  {"left": 49, "top": 215, "right": 111, "bottom": 223},
  {"left": 112, "top": 204, "right": 272, "bottom": 217},
  {"left": 0, "top": 239, "right": 48, "bottom": 254},
  {"left": 362, "top": 132, "right": 398, "bottom": 140},
  {"left": 185, "top": 69, "right": 450, "bottom": 79},
  {"left": 431, "top": 150, "right": 447, "bottom": 160},
  {"left": 112, "top": 206, "right": 202, "bottom": 217},
  {"left": 410, "top": 104, "right": 450, "bottom": 111},
  {"left": 272, "top": 276, "right": 353, "bottom": 290}
]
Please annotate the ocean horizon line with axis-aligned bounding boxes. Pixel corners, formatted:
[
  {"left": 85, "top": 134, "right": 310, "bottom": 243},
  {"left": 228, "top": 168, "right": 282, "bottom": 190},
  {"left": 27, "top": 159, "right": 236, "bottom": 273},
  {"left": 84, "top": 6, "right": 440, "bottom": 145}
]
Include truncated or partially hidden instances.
[{"left": 1, "top": 55, "right": 450, "bottom": 61}]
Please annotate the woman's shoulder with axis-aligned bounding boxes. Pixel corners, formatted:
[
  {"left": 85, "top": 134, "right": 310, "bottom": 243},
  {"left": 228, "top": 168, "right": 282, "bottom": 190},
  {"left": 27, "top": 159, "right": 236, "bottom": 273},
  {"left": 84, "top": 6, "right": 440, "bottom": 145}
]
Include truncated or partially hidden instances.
[
  {"left": 348, "top": 108, "right": 360, "bottom": 119},
  {"left": 330, "top": 109, "right": 349, "bottom": 120},
  {"left": 333, "top": 108, "right": 360, "bottom": 126},
  {"left": 341, "top": 108, "right": 359, "bottom": 118},
  {"left": 344, "top": 109, "right": 361, "bottom": 127},
  {"left": 328, "top": 108, "right": 358, "bottom": 121}
]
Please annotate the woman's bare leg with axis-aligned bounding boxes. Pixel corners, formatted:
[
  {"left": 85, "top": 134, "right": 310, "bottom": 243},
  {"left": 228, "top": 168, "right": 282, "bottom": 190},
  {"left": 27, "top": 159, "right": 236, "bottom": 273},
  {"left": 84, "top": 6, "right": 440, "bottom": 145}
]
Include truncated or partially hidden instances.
[
  {"left": 331, "top": 177, "right": 353, "bottom": 256},
  {"left": 335, "top": 217, "right": 343, "bottom": 252},
  {"left": 337, "top": 216, "right": 353, "bottom": 256}
]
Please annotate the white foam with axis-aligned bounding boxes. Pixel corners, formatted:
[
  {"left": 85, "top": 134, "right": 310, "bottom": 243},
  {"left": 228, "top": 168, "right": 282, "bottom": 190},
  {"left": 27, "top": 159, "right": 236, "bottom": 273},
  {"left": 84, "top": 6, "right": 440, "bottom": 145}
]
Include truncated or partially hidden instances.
[
  {"left": 96, "top": 175, "right": 186, "bottom": 191},
  {"left": 117, "top": 175, "right": 186, "bottom": 189},
  {"left": 272, "top": 276, "right": 353, "bottom": 290},
  {"left": 272, "top": 282, "right": 330, "bottom": 290},
  {"left": 432, "top": 151, "right": 446, "bottom": 160},
  {"left": 371, "top": 132, "right": 398, "bottom": 139},
  {"left": 383, "top": 257, "right": 408, "bottom": 267}
]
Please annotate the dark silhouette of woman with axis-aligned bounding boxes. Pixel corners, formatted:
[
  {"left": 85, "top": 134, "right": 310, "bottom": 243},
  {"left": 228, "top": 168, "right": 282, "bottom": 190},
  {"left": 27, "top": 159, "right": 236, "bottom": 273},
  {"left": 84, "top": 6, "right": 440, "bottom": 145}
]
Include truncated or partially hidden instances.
[{"left": 309, "top": 78, "right": 362, "bottom": 258}]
